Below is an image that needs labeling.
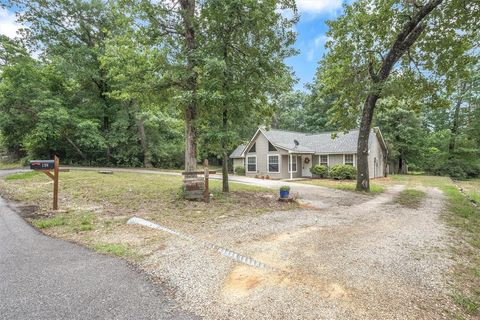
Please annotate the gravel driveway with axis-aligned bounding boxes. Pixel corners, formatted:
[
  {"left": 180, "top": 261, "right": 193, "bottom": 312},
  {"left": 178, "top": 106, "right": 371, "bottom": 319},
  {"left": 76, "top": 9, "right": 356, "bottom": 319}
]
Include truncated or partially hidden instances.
[{"left": 137, "top": 180, "right": 454, "bottom": 319}]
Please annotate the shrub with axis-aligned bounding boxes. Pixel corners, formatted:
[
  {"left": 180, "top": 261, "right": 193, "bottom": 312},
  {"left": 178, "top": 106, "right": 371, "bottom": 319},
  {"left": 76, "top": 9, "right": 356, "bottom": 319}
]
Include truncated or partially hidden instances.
[
  {"left": 280, "top": 185, "right": 290, "bottom": 192},
  {"left": 234, "top": 166, "right": 245, "bottom": 175},
  {"left": 431, "top": 159, "right": 480, "bottom": 180},
  {"left": 329, "top": 164, "right": 357, "bottom": 180},
  {"left": 310, "top": 165, "right": 328, "bottom": 178}
]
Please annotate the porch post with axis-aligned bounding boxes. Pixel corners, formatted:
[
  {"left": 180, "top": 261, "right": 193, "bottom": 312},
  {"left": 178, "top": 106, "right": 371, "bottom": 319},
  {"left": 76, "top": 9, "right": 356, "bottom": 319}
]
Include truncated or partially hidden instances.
[{"left": 289, "top": 153, "right": 293, "bottom": 180}]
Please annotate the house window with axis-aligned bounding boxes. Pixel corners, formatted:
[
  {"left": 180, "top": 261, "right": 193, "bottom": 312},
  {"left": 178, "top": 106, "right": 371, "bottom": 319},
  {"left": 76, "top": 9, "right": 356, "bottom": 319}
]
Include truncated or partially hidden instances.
[
  {"left": 248, "top": 142, "right": 256, "bottom": 153},
  {"left": 268, "top": 141, "right": 277, "bottom": 152},
  {"left": 268, "top": 155, "right": 280, "bottom": 173},
  {"left": 320, "top": 155, "right": 328, "bottom": 166},
  {"left": 344, "top": 154, "right": 354, "bottom": 166},
  {"left": 289, "top": 155, "right": 297, "bottom": 172},
  {"left": 247, "top": 156, "right": 257, "bottom": 172}
]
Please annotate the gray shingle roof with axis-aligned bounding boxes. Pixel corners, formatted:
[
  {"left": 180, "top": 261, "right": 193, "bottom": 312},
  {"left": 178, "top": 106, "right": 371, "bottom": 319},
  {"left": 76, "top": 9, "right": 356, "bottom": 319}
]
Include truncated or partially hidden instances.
[
  {"left": 229, "top": 144, "right": 246, "bottom": 158},
  {"left": 263, "top": 128, "right": 377, "bottom": 154}
]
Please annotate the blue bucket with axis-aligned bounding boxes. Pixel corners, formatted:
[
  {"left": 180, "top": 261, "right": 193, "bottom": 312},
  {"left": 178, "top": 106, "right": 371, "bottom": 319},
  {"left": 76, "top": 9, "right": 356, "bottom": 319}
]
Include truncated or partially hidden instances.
[{"left": 280, "top": 190, "right": 289, "bottom": 199}]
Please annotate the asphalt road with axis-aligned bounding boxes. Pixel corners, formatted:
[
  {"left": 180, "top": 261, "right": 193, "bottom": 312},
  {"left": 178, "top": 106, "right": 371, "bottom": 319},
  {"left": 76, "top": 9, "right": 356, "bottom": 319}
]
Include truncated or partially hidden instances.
[{"left": 0, "top": 170, "right": 196, "bottom": 320}]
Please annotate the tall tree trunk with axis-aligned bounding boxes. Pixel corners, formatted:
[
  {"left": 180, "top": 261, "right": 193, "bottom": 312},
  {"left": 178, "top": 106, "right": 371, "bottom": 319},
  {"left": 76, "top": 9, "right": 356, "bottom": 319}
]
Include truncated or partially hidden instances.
[
  {"left": 136, "top": 116, "right": 152, "bottom": 168},
  {"left": 180, "top": 0, "right": 198, "bottom": 172},
  {"left": 222, "top": 110, "right": 229, "bottom": 192},
  {"left": 448, "top": 83, "right": 466, "bottom": 156},
  {"left": 355, "top": 0, "right": 443, "bottom": 191},
  {"left": 221, "top": 43, "right": 230, "bottom": 193},
  {"left": 356, "top": 94, "right": 378, "bottom": 191},
  {"left": 130, "top": 99, "right": 153, "bottom": 168},
  {"left": 65, "top": 136, "right": 87, "bottom": 160}
]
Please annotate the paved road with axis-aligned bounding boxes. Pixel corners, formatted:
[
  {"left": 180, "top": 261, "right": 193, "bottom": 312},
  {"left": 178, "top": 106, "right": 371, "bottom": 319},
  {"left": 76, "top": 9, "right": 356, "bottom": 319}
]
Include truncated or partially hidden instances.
[{"left": 0, "top": 170, "right": 196, "bottom": 320}]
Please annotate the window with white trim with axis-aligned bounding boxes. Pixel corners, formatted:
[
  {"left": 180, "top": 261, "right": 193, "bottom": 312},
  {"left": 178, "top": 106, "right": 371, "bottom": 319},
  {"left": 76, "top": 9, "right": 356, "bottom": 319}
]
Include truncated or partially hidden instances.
[
  {"left": 247, "top": 156, "right": 256, "bottom": 172},
  {"left": 268, "top": 155, "right": 280, "bottom": 173},
  {"left": 319, "top": 155, "right": 328, "bottom": 166},
  {"left": 289, "top": 155, "right": 297, "bottom": 172},
  {"left": 344, "top": 154, "right": 354, "bottom": 166}
]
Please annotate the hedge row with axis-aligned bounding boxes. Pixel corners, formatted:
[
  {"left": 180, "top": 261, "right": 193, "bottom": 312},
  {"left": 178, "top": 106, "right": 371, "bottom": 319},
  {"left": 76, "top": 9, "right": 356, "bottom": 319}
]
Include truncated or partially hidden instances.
[{"left": 310, "top": 164, "right": 357, "bottom": 180}]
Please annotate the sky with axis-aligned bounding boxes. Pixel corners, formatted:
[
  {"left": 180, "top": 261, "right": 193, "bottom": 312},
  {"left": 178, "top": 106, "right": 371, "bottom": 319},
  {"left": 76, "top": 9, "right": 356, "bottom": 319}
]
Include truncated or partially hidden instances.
[
  {"left": 286, "top": 0, "right": 346, "bottom": 90},
  {"left": 0, "top": 0, "right": 347, "bottom": 90}
]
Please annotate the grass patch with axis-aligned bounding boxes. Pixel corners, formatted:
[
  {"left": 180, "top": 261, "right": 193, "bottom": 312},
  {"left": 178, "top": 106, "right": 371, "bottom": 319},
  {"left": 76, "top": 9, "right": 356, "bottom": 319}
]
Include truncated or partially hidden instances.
[
  {"left": 0, "top": 170, "right": 295, "bottom": 268},
  {"left": 441, "top": 184, "right": 480, "bottom": 317},
  {"left": 33, "top": 215, "right": 66, "bottom": 229},
  {"left": 455, "top": 179, "right": 480, "bottom": 205},
  {"left": 389, "top": 174, "right": 452, "bottom": 188},
  {"left": 299, "top": 178, "right": 385, "bottom": 194},
  {"left": 0, "top": 162, "right": 23, "bottom": 170},
  {"left": 0, "top": 171, "right": 290, "bottom": 224},
  {"left": 452, "top": 292, "right": 479, "bottom": 315},
  {"left": 70, "top": 213, "right": 96, "bottom": 232},
  {"left": 4, "top": 171, "right": 40, "bottom": 180},
  {"left": 93, "top": 243, "right": 132, "bottom": 257},
  {"left": 442, "top": 186, "right": 480, "bottom": 247},
  {"left": 394, "top": 189, "right": 426, "bottom": 208}
]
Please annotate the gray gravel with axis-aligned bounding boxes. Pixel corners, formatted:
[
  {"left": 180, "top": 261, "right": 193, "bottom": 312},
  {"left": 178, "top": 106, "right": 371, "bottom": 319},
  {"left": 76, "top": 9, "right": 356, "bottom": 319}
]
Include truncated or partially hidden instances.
[
  {"left": 0, "top": 169, "right": 197, "bottom": 320},
  {"left": 139, "top": 183, "right": 455, "bottom": 319}
]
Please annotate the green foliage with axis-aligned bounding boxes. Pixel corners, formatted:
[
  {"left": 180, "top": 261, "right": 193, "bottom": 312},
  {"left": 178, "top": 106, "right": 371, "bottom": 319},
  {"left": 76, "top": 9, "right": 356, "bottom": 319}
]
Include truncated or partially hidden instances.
[
  {"left": 272, "top": 90, "right": 338, "bottom": 133},
  {"left": 329, "top": 164, "right": 356, "bottom": 180},
  {"left": 0, "top": 2, "right": 185, "bottom": 168},
  {"left": 452, "top": 292, "right": 479, "bottom": 315},
  {"left": 432, "top": 159, "right": 480, "bottom": 180},
  {"left": 4, "top": 171, "right": 40, "bottom": 181},
  {"left": 310, "top": 165, "right": 328, "bottom": 178},
  {"left": 197, "top": 0, "right": 298, "bottom": 179},
  {"left": 234, "top": 166, "right": 245, "bottom": 176},
  {"left": 93, "top": 243, "right": 131, "bottom": 257},
  {"left": 313, "top": 0, "right": 477, "bottom": 129},
  {"left": 33, "top": 216, "right": 66, "bottom": 229},
  {"left": 280, "top": 185, "right": 290, "bottom": 192}
]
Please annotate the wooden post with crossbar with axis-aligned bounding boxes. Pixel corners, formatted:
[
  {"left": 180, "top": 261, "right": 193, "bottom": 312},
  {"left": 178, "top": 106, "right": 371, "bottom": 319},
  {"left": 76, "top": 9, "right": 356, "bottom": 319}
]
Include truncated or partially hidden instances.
[{"left": 32, "top": 155, "right": 60, "bottom": 210}]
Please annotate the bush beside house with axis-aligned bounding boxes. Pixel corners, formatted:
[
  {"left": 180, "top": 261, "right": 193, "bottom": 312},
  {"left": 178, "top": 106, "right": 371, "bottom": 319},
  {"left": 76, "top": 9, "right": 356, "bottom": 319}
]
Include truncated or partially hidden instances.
[
  {"left": 329, "top": 164, "right": 357, "bottom": 180},
  {"left": 310, "top": 165, "right": 329, "bottom": 178},
  {"left": 234, "top": 166, "right": 246, "bottom": 176}
]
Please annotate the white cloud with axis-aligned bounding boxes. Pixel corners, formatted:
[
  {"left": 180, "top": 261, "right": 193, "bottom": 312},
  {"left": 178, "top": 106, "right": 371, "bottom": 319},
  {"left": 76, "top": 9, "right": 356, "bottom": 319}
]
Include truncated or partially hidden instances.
[
  {"left": 314, "top": 35, "right": 328, "bottom": 47},
  {"left": 0, "top": 8, "right": 21, "bottom": 38},
  {"left": 306, "top": 34, "right": 331, "bottom": 61},
  {"left": 296, "top": 0, "right": 343, "bottom": 14},
  {"left": 306, "top": 49, "right": 314, "bottom": 61}
]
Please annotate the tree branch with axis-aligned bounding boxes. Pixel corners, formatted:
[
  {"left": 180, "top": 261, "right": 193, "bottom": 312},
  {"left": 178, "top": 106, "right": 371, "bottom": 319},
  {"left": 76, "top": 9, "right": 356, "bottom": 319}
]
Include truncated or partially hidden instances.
[{"left": 378, "top": 0, "right": 443, "bottom": 81}]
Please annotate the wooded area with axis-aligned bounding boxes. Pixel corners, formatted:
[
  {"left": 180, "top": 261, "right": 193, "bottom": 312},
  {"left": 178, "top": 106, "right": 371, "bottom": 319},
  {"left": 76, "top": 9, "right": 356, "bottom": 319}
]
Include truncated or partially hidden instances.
[{"left": 0, "top": 0, "right": 479, "bottom": 191}]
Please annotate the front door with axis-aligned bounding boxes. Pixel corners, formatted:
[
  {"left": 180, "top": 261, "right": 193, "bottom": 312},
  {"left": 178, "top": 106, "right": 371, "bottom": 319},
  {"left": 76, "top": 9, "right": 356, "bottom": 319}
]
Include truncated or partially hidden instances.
[{"left": 301, "top": 155, "right": 312, "bottom": 177}]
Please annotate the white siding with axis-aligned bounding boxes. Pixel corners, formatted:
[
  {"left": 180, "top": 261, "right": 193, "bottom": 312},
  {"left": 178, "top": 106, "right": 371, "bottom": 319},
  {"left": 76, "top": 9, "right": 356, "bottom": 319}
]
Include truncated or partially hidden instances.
[
  {"left": 233, "top": 158, "right": 244, "bottom": 172},
  {"left": 368, "top": 134, "right": 385, "bottom": 178},
  {"left": 245, "top": 131, "right": 292, "bottom": 179}
]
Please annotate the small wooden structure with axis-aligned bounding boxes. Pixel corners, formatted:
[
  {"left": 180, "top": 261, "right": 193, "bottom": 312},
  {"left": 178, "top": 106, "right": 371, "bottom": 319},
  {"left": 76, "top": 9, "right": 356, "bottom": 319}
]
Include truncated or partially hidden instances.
[
  {"left": 29, "top": 155, "right": 60, "bottom": 210},
  {"left": 182, "top": 159, "right": 216, "bottom": 203}
]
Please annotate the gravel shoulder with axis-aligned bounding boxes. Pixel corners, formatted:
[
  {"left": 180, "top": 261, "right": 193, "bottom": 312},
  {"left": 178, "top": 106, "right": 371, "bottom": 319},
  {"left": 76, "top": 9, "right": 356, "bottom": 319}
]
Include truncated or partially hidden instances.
[{"left": 138, "top": 184, "right": 454, "bottom": 319}]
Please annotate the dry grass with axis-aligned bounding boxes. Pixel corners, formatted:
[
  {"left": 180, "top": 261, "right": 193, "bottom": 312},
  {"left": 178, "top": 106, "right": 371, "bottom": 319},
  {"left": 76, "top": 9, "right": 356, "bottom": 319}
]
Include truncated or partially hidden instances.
[
  {"left": 394, "top": 189, "right": 426, "bottom": 209},
  {"left": 0, "top": 162, "right": 23, "bottom": 170},
  {"left": 298, "top": 178, "right": 385, "bottom": 194},
  {"left": 303, "top": 173, "right": 478, "bottom": 318},
  {"left": 0, "top": 170, "right": 297, "bottom": 261},
  {"left": 383, "top": 174, "right": 479, "bottom": 318},
  {"left": 456, "top": 179, "right": 480, "bottom": 204}
]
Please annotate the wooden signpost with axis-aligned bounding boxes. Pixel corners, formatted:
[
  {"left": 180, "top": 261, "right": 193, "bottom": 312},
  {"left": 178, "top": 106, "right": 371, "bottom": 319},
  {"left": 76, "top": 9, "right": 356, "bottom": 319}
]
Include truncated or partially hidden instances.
[
  {"left": 182, "top": 159, "right": 216, "bottom": 203},
  {"left": 29, "top": 155, "right": 60, "bottom": 210}
]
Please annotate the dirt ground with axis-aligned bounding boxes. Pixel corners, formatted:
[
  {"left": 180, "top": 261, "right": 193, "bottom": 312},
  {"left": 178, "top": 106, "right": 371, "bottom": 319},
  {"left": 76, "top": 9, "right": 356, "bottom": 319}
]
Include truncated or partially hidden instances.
[{"left": 135, "top": 183, "right": 456, "bottom": 319}]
